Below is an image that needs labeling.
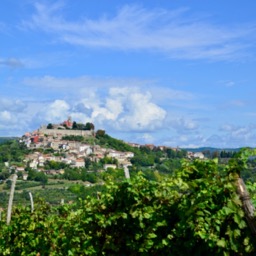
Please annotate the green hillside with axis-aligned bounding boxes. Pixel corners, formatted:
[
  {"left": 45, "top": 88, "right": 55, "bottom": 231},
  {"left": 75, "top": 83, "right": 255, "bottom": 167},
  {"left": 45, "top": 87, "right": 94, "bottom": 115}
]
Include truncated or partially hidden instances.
[{"left": 0, "top": 137, "right": 18, "bottom": 144}]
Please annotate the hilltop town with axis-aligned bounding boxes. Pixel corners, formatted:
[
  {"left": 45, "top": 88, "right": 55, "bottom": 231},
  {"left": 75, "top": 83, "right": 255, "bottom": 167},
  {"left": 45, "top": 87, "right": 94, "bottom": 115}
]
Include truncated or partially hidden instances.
[{"left": 20, "top": 118, "right": 136, "bottom": 177}]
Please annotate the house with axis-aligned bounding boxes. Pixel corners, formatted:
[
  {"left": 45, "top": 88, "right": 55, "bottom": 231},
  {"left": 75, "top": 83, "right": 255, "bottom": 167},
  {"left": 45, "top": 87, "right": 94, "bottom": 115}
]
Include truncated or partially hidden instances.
[
  {"left": 84, "top": 147, "right": 93, "bottom": 156},
  {"left": 22, "top": 173, "right": 28, "bottom": 180},
  {"left": 38, "top": 155, "right": 45, "bottom": 167},
  {"left": 71, "top": 158, "right": 85, "bottom": 168},
  {"left": 125, "top": 152, "right": 134, "bottom": 158},
  {"left": 45, "top": 170, "right": 57, "bottom": 175},
  {"left": 79, "top": 144, "right": 90, "bottom": 152},
  {"left": 193, "top": 152, "right": 205, "bottom": 159},
  {"left": 62, "top": 117, "right": 73, "bottom": 129},
  {"left": 187, "top": 151, "right": 194, "bottom": 159},
  {"left": 15, "top": 167, "right": 25, "bottom": 172},
  {"left": 103, "top": 164, "right": 117, "bottom": 170},
  {"left": 61, "top": 158, "right": 72, "bottom": 165},
  {"left": 31, "top": 135, "right": 39, "bottom": 143},
  {"left": 158, "top": 146, "right": 166, "bottom": 151},
  {"left": 145, "top": 144, "right": 155, "bottom": 150},
  {"left": 59, "top": 143, "right": 69, "bottom": 150},
  {"left": 57, "top": 169, "right": 65, "bottom": 175},
  {"left": 107, "top": 150, "right": 125, "bottom": 159},
  {"left": 127, "top": 142, "right": 141, "bottom": 148},
  {"left": 29, "top": 159, "right": 38, "bottom": 169}
]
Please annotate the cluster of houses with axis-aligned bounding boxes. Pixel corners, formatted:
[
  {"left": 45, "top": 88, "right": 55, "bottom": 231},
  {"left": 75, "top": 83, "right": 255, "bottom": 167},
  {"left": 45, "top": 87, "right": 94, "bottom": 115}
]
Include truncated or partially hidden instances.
[
  {"left": 18, "top": 125, "right": 135, "bottom": 177},
  {"left": 20, "top": 129, "right": 204, "bottom": 168}
]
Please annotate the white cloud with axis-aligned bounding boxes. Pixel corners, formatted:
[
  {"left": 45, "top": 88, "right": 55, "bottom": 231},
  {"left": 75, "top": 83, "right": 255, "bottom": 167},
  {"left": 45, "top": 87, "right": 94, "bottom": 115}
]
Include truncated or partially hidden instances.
[
  {"left": 42, "top": 100, "right": 70, "bottom": 123},
  {"left": 162, "top": 134, "right": 205, "bottom": 148},
  {"left": 163, "top": 124, "right": 256, "bottom": 148},
  {"left": 229, "top": 100, "right": 245, "bottom": 107},
  {"left": 218, "top": 123, "right": 256, "bottom": 147},
  {"left": 7, "top": 84, "right": 167, "bottom": 134},
  {"left": 0, "top": 111, "right": 12, "bottom": 122},
  {"left": 150, "top": 87, "right": 195, "bottom": 101},
  {"left": 74, "top": 87, "right": 167, "bottom": 131},
  {"left": 23, "top": 76, "right": 154, "bottom": 97},
  {"left": 220, "top": 124, "right": 234, "bottom": 132},
  {"left": 225, "top": 81, "right": 235, "bottom": 87},
  {"left": 23, "top": 3, "right": 256, "bottom": 60},
  {"left": 140, "top": 133, "right": 155, "bottom": 144},
  {"left": 114, "top": 90, "right": 167, "bottom": 131},
  {"left": 170, "top": 117, "right": 198, "bottom": 133},
  {"left": 0, "top": 98, "right": 27, "bottom": 112},
  {"left": 0, "top": 58, "right": 24, "bottom": 68}
]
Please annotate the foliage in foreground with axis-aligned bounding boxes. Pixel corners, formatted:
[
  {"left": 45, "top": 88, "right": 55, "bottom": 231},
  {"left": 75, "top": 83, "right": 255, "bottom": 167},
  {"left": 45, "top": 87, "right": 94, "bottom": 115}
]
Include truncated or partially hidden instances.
[{"left": 0, "top": 150, "right": 256, "bottom": 255}]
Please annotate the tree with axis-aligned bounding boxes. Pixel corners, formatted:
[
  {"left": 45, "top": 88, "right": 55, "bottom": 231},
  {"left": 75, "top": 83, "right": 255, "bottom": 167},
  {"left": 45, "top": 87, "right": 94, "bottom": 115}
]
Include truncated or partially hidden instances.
[
  {"left": 34, "top": 172, "right": 48, "bottom": 188},
  {"left": 96, "top": 129, "right": 105, "bottom": 137},
  {"left": 85, "top": 122, "right": 95, "bottom": 130},
  {"left": 47, "top": 123, "right": 53, "bottom": 129},
  {"left": 17, "top": 171, "right": 23, "bottom": 179},
  {"left": 72, "top": 121, "right": 78, "bottom": 130},
  {"left": 85, "top": 158, "right": 92, "bottom": 169},
  {"left": 0, "top": 171, "right": 10, "bottom": 180},
  {"left": 212, "top": 150, "right": 219, "bottom": 158}
]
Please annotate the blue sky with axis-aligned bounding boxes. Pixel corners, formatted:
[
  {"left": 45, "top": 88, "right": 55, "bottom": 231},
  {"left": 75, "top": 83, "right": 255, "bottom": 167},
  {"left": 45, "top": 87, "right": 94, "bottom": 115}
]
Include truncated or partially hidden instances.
[{"left": 1, "top": 0, "right": 256, "bottom": 148}]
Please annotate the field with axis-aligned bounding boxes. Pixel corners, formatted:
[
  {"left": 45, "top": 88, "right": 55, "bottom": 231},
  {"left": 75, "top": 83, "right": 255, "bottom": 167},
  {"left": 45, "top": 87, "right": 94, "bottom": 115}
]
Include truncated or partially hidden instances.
[{"left": 0, "top": 179, "right": 100, "bottom": 207}]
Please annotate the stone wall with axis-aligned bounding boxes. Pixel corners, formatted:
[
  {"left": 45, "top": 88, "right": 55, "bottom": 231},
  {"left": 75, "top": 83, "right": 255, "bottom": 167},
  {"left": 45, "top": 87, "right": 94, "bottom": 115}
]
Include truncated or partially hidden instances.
[{"left": 38, "top": 127, "right": 93, "bottom": 137}]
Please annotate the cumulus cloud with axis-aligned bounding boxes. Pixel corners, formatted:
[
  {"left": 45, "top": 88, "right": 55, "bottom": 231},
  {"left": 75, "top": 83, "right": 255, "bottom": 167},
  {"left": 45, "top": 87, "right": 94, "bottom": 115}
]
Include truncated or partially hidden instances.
[
  {"left": 0, "top": 111, "right": 12, "bottom": 122},
  {"left": 139, "top": 133, "right": 155, "bottom": 144},
  {"left": 0, "top": 98, "right": 27, "bottom": 112},
  {"left": 170, "top": 117, "right": 198, "bottom": 133},
  {"left": 162, "top": 134, "right": 205, "bottom": 148},
  {"left": 42, "top": 100, "right": 70, "bottom": 123},
  {"left": 22, "top": 3, "right": 256, "bottom": 60},
  {"left": 95, "top": 87, "right": 166, "bottom": 131},
  {"left": 17, "top": 86, "right": 166, "bottom": 133},
  {"left": 161, "top": 122, "right": 256, "bottom": 148},
  {"left": 0, "top": 58, "right": 24, "bottom": 68},
  {"left": 220, "top": 124, "right": 234, "bottom": 132},
  {"left": 218, "top": 123, "right": 256, "bottom": 147}
]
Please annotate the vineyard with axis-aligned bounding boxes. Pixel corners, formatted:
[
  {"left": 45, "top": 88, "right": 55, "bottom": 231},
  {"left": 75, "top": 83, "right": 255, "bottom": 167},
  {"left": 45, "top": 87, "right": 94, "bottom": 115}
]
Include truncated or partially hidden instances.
[{"left": 1, "top": 149, "right": 256, "bottom": 255}]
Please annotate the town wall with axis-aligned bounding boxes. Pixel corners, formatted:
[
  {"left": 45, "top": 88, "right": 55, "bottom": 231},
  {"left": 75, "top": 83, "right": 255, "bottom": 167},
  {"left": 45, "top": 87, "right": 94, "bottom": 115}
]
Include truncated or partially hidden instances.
[{"left": 38, "top": 127, "right": 94, "bottom": 137}]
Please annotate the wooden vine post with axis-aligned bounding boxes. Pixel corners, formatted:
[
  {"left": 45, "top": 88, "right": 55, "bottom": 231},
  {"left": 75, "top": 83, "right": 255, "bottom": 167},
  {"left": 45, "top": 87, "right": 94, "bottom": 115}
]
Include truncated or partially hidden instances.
[
  {"left": 0, "top": 208, "right": 3, "bottom": 221},
  {"left": 6, "top": 174, "right": 17, "bottom": 225},
  {"left": 29, "top": 192, "right": 34, "bottom": 213},
  {"left": 236, "top": 177, "right": 256, "bottom": 235},
  {"left": 123, "top": 165, "right": 130, "bottom": 179}
]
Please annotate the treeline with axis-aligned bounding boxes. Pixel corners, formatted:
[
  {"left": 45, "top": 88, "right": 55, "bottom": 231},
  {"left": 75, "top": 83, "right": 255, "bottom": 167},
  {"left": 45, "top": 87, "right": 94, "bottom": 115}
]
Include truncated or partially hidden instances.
[
  {"left": 202, "top": 149, "right": 237, "bottom": 159},
  {"left": 47, "top": 122, "right": 95, "bottom": 130},
  {"left": 0, "top": 139, "right": 28, "bottom": 163},
  {"left": 0, "top": 137, "right": 18, "bottom": 144}
]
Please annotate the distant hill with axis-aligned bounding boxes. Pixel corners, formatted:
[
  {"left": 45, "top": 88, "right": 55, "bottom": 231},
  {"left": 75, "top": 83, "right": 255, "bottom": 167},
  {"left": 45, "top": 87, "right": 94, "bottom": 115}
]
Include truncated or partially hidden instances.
[
  {"left": 0, "top": 137, "right": 19, "bottom": 144},
  {"left": 183, "top": 147, "right": 242, "bottom": 153}
]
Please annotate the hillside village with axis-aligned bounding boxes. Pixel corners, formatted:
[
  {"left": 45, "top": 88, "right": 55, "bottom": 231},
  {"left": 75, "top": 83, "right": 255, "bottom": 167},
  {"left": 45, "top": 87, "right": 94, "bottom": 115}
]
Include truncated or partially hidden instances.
[
  {"left": 1, "top": 118, "right": 210, "bottom": 183},
  {"left": 18, "top": 118, "right": 136, "bottom": 177}
]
